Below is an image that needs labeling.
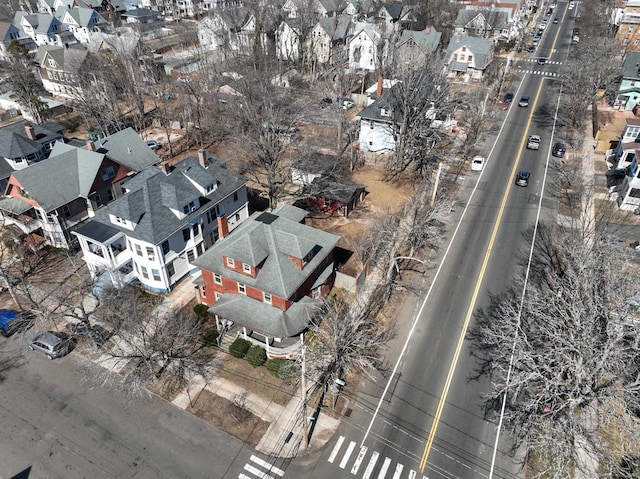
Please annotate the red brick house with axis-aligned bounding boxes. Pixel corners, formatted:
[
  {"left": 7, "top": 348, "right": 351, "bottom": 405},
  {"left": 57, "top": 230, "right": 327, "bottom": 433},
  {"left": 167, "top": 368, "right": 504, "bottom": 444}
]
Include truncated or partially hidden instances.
[{"left": 193, "top": 204, "right": 341, "bottom": 358}]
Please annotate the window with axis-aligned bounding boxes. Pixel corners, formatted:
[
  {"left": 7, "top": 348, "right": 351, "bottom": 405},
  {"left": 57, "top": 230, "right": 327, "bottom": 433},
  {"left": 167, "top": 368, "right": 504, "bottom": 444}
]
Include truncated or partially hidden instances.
[
  {"left": 95, "top": 195, "right": 102, "bottom": 208},
  {"left": 214, "top": 273, "right": 222, "bottom": 284},
  {"left": 101, "top": 166, "right": 115, "bottom": 181},
  {"left": 468, "top": 55, "right": 473, "bottom": 63},
  {"left": 62, "top": 205, "right": 71, "bottom": 218},
  {"left": 152, "top": 269, "right": 161, "bottom": 281},
  {"left": 162, "top": 240, "right": 170, "bottom": 255},
  {"left": 226, "top": 257, "right": 235, "bottom": 267},
  {"left": 238, "top": 283, "right": 246, "bottom": 294},
  {"left": 201, "top": 284, "right": 206, "bottom": 298},
  {"left": 233, "top": 191, "right": 238, "bottom": 201},
  {"left": 182, "top": 228, "right": 190, "bottom": 242},
  {"left": 264, "top": 292, "right": 272, "bottom": 304},
  {"left": 629, "top": 188, "right": 640, "bottom": 198},
  {"left": 167, "top": 262, "right": 175, "bottom": 277},
  {"left": 235, "top": 213, "right": 240, "bottom": 221},
  {"left": 106, "top": 189, "right": 113, "bottom": 201},
  {"left": 183, "top": 201, "right": 197, "bottom": 214},
  {"left": 206, "top": 209, "right": 215, "bottom": 224},
  {"left": 135, "top": 244, "right": 142, "bottom": 256},
  {"left": 215, "top": 292, "right": 222, "bottom": 301},
  {"left": 192, "top": 223, "right": 200, "bottom": 237},
  {"left": 141, "top": 265, "right": 149, "bottom": 279},
  {"left": 242, "top": 263, "right": 251, "bottom": 273},
  {"left": 146, "top": 247, "right": 155, "bottom": 261},
  {"left": 197, "top": 243, "right": 204, "bottom": 255},
  {"left": 187, "top": 249, "right": 195, "bottom": 262},
  {"left": 206, "top": 183, "right": 214, "bottom": 193}
]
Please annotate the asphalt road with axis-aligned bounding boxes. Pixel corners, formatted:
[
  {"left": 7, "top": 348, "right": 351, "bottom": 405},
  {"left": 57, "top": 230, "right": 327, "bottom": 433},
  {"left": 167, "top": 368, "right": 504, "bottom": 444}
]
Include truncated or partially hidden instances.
[
  {"left": 290, "top": 4, "right": 578, "bottom": 479},
  {"left": 0, "top": 339, "right": 254, "bottom": 479}
]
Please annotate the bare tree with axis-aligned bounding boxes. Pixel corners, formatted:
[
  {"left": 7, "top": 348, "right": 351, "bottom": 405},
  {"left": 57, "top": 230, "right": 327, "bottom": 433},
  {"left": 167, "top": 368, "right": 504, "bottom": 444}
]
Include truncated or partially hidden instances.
[
  {"left": 469, "top": 222, "right": 640, "bottom": 477},
  {"left": 4, "top": 41, "right": 49, "bottom": 124}
]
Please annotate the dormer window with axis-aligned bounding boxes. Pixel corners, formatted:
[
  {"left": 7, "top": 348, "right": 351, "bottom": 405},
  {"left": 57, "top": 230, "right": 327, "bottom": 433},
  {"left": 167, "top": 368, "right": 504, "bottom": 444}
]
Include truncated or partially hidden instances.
[
  {"left": 242, "top": 263, "right": 251, "bottom": 273},
  {"left": 101, "top": 166, "right": 115, "bottom": 181},
  {"left": 380, "top": 108, "right": 390, "bottom": 117},
  {"left": 183, "top": 201, "right": 197, "bottom": 214},
  {"left": 226, "top": 257, "right": 235, "bottom": 267},
  {"left": 264, "top": 292, "right": 272, "bottom": 304},
  {"left": 206, "top": 183, "right": 214, "bottom": 193}
]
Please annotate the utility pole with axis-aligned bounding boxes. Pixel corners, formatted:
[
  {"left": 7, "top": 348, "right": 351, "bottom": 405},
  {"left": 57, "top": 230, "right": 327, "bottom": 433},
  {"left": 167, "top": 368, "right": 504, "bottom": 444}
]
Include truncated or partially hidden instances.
[
  {"left": 431, "top": 162, "right": 443, "bottom": 206},
  {"left": 300, "top": 333, "right": 309, "bottom": 448}
]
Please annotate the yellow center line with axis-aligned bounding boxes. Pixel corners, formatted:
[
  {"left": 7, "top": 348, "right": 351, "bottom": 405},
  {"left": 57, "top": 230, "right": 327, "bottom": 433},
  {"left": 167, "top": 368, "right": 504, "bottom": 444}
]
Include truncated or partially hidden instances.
[{"left": 419, "top": 78, "right": 547, "bottom": 473}]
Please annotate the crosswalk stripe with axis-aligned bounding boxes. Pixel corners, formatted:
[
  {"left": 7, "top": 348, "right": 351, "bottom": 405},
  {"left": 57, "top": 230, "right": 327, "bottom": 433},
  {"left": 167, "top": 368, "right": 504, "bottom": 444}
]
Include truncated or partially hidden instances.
[
  {"left": 392, "top": 463, "right": 404, "bottom": 479},
  {"left": 328, "top": 436, "right": 345, "bottom": 463},
  {"left": 244, "top": 463, "right": 275, "bottom": 479},
  {"left": 339, "top": 441, "right": 356, "bottom": 469},
  {"left": 408, "top": 470, "right": 417, "bottom": 479},
  {"left": 239, "top": 474, "right": 253, "bottom": 479},
  {"left": 377, "top": 457, "right": 392, "bottom": 478},
  {"left": 362, "top": 451, "right": 379, "bottom": 479},
  {"left": 249, "top": 455, "right": 284, "bottom": 477},
  {"left": 351, "top": 446, "right": 368, "bottom": 474}
]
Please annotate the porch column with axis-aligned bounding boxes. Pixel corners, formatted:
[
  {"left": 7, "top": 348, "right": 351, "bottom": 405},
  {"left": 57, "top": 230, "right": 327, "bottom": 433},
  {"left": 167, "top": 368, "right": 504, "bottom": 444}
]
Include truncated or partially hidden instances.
[
  {"left": 264, "top": 337, "right": 269, "bottom": 356},
  {"left": 242, "top": 327, "right": 248, "bottom": 340}
]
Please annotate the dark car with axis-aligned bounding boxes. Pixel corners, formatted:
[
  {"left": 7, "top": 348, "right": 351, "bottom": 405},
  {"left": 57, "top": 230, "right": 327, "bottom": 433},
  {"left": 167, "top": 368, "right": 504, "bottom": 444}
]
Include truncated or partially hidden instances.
[
  {"left": 500, "top": 93, "right": 514, "bottom": 110},
  {"left": 537, "top": 58, "right": 547, "bottom": 65},
  {"left": 0, "top": 309, "right": 36, "bottom": 337},
  {"left": 527, "top": 44, "right": 535, "bottom": 53},
  {"left": 65, "top": 322, "right": 112, "bottom": 348},
  {"left": 516, "top": 171, "right": 530, "bottom": 187},
  {"left": 553, "top": 17, "right": 559, "bottom": 24},
  {"left": 28, "top": 331, "right": 76, "bottom": 359},
  {"left": 552, "top": 142, "right": 566, "bottom": 158}
]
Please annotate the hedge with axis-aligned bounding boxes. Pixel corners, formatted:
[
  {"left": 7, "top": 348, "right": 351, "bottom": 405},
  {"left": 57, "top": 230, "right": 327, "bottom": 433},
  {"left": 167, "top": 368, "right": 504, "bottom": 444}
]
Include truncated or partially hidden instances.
[
  {"left": 202, "top": 329, "right": 218, "bottom": 347},
  {"left": 229, "top": 338, "right": 251, "bottom": 358},
  {"left": 245, "top": 345, "right": 267, "bottom": 368},
  {"left": 266, "top": 358, "right": 286, "bottom": 376}
]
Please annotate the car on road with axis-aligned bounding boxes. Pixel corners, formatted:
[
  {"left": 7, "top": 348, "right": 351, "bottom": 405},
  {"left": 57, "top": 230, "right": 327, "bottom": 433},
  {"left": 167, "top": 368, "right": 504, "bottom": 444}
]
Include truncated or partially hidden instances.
[
  {"left": 518, "top": 94, "right": 530, "bottom": 107},
  {"left": 65, "top": 322, "right": 112, "bottom": 348},
  {"left": 537, "top": 58, "right": 547, "bottom": 65},
  {"left": 471, "top": 156, "right": 486, "bottom": 171},
  {"left": 553, "top": 17, "right": 559, "bottom": 24},
  {"left": 527, "top": 135, "right": 541, "bottom": 150},
  {"left": 0, "top": 309, "right": 36, "bottom": 337},
  {"left": 527, "top": 44, "right": 535, "bottom": 52},
  {"left": 500, "top": 93, "right": 514, "bottom": 109},
  {"left": 552, "top": 142, "right": 566, "bottom": 157},
  {"left": 28, "top": 331, "right": 76, "bottom": 359},
  {"left": 516, "top": 171, "right": 530, "bottom": 187}
]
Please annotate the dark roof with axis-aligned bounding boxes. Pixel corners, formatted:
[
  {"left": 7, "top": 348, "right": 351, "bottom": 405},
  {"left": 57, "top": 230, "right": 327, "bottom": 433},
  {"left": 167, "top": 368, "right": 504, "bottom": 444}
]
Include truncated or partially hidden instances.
[
  {"left": 291, "top": 152, "right": 343, "bottom": 176},
  {"left": 358, "top": 83, "right": 402, "bottom": 122},
  {"left": 382, "top": 2, "right": 403, "bottom": 20},
  {"left": 88, "top": 156, "right": 247, "bottom": 245},
  {"left": 622, "top": 51, "right": 640, "bottom": 80},
  {"left": 305, "top": 174, "right": 365, "bottom": 203},
  {"left": 94, "top": 128, "right": 160, "bottom": 172},
  {"left": 0, "top": 119, "right": 64, "bottom": 160},
  {"left": 73, "top": 221, "right": 121, "bottom": 243}
]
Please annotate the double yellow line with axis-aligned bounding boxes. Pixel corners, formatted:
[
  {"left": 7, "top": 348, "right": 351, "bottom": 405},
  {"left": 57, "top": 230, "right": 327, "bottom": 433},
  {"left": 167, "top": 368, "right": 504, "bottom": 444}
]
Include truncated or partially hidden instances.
[{"left": 418, "top": 78, "right": 546, "bottom": 473}]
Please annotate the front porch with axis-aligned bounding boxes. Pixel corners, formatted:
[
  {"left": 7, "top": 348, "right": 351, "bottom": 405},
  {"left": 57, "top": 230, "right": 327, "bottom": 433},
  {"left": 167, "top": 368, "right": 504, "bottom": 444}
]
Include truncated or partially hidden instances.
[{"left": 217, "top": 321, "right": 302, "bottom": 359}]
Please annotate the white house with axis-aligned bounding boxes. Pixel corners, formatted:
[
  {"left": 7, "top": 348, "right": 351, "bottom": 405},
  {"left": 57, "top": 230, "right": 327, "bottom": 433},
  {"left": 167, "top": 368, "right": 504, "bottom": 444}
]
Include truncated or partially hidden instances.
[
  {"left": 14, "top": 11, "right": 76, "bottom": 47},
  {"left": 357, "top": 80, "right": 400, "bottom": 154},
  {"left": 198, "top": 8, "right": 267, "bottom": 57},
  {"left": 276, "top": 18, "right": 305, "bottom": 61},
  {"left": 73, "top": 151, "right": 250, "bottom": 293},
  {"left": 443, "top": 34, "right": 494, "bottom": 82},
  {"left": 609, "top": 117, "right": 640, "bottom": 211},
  {"left": 54, "top": 7, "right": 109, "bottom": 44},
  {"left": 348, "top": 22, "right": 387, "bottom": 72}
]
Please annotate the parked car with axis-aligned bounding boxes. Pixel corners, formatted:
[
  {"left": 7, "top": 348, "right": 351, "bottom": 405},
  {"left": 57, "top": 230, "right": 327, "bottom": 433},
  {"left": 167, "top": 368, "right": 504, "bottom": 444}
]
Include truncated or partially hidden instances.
[
  {"left": 0, "top": 309, "right": 36, "bottom": 337},
  {"left": 471, "top": 156, "right": 486, "bottom": 171},
  {"left": 146, "top": 139, "right": 160, "bottom": 151},
  {"left": 527, "top": 135, "right": 541, "bottom": 150},
  {"left": 65, "top": 322, "right": 112, "bottom": 348},
  {"left": 527, "top": 44, "right": 535, "bottom": 53},
  {"left": 28, "top": 331, "right": 76, "bottom": 359},
  {"left": 552, "top": 142, "right": 566, "bottom": 157},
  {"left": 518, "top": 95, "right": 530, "bottom": 107},
  {"left": 500, "top": 93, "right": 514, "bottom": 110},
  {"left": 516, "top": 171, "right": 530, "bottom": 187},
  {"left": 342, "top": 99, "right": 355, "bottom": 110}
]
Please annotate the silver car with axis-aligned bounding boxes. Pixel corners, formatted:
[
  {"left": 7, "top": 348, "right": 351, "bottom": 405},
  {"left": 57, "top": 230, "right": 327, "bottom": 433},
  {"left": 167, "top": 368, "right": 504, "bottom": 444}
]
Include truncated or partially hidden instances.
[{"left": 28, "top": 331, "right": 75, "bottom": 359}]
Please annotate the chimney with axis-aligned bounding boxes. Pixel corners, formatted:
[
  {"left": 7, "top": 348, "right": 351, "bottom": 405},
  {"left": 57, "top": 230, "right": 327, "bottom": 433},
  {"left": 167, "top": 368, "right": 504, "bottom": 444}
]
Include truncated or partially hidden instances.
[
  {"left": 377, "top": 78, "right": 383, "bottom": 97},
  {"left": 159, "top": 161, "right": 171, "bottom": 174},
  {"left": 425, "top": 26, "right": 431, "bottom": 34},
  {"left": 217, "top": 213, "right": 229, "bottom": 239},
  {"left": 86, "top": 140, "right": 95, "bottom": 151},
  {"left": 24, "top": 124, "right": 35, "bottom": 140},
  {"left": 198, "top": 149, "right": 207, "bottom": 168}
]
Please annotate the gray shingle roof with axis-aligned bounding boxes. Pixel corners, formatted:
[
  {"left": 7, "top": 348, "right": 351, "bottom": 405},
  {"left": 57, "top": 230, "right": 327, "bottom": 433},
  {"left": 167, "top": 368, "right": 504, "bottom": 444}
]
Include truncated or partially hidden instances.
[
  {"left": 94, "top": 128, "right": 160, "bottom": 172},
  {"left": 89, "top": 156, "right": 248, "bottom": 245},
  {"left": 193, "top": 204, "right": 340, "bottom": 299},
  {"left": 0, "top": 119, "right": 64, "bottom": 160},
  {"left": 622, "top": 52, "right": 640, "bottom": 80},
  {"left": 397, "top": 27, "right": 441, "bottom": 54},
  {"left": 37, "top": 44, "right": 88, "bottom": 73},
  {"left": 305, "top": 174, "right": 365, "bottom": 203},
  {"left": 445, "top": 34, "right": 493, "bottom": 68}
]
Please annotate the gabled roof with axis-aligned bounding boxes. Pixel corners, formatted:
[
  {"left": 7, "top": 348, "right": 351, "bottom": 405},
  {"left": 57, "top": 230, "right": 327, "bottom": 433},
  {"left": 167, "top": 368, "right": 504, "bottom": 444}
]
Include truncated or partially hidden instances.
[
  {"left": 193, "top": 204, "right": 340, "bottom": 299},
  {"left": 397, "top": 27, "right": 441, "bottom": 53},
  {"left": 358, "top": 82, "right": 402, "bottom": 122},
  {"left": 121, "top": 7, "right": 156, "bottom": 18},
  {"left": 94, "top": 128, "right": 160, "bottom": 172},
  {"left": 380, "top": 2, "right": 403, "bottom": 20},
  {"left": 88, "top": 156, "right": 247, "bottom": 244},
  {"left": 305, "top": 174, "right": 365, "bottom": 203},
  {"left": 37, "top": 43, "right": 88, "bottom": 73},
  {"left": 54, "top": 6, "right": 104, "bottom": 27},
  {"left": 15, "top": 12, "right": 62, "bottom": 35},
  {"left": 622, "top": 51, "right": 640, "bottom": 80},
  {"left": 0, "top": 21, "right": 20, "bottom": 43},
  {"left": 0, "top": 119, "right": 64, "bottom": 160},
  {"left": 454, "top": 9, "right": 510, "bottom": 31},
  {"left": 445, "top": 34, "right": 493, "bottom": 65},
  {"left": 12, "top": 141, "right": 105, "bottom": 211},
  {"left": 317, "top": 14, "right": 352, "bottom": 40}
]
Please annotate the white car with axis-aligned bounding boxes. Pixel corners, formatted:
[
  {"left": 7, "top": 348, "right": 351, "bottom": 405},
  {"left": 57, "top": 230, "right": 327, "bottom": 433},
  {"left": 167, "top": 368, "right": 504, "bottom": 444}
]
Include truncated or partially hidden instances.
[{"left": 471, "top": 156, "right": 486, "bottom": 171}]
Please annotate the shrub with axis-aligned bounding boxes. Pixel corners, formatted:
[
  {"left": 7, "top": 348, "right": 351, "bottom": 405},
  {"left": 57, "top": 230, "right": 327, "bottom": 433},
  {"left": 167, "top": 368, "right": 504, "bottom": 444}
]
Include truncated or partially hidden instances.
[
  {"left": 266, "top": 358, "right": 286, "bottom": 376},
  {"left": 202, "top": 329, "right": 218, "bottom": 347},
  {"left": 245, "top": 345, "right": 267, "bottom": 368},
  {"left": 193, "top": 303, "right": 210, "bottom": 318},
  {"left": 229, "top": 338, "right": 251, "bottom": 358},
  {"left": 277, "top": 360, "right": 301, "bottom": 379}
]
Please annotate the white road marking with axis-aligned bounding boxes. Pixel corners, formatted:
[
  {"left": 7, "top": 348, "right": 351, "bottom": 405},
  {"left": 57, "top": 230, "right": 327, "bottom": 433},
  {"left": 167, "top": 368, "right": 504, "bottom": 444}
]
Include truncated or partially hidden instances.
[
  {"left": 377, "top": 457, "right": 392, "bottom": 478},
  {"left": 392, "top": 463, "right": 404, "bottom": 479},
  {"left": 362, "top": 451, "right": 380, "bottom": 479},
  {"left": 243, "top": 463, "right": 275, "bottom": 479},
  {"left": 339, "top": 441, "right": 356, "bottom": 469},
  {"left": 249, "top": 455, "right": 284, "bottom": 476},
  {"left": 351, "top": 446, "right": 368, "bottom": 474},
  {"left": 328, "top": 436, "right": 345, "bottom": 463}
]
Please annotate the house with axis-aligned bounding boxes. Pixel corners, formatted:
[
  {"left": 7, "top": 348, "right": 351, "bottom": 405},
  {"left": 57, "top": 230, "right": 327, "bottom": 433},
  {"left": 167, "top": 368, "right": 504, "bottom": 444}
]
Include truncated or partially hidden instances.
[
  {"left": 303, "top": 174, "right": 366, "bottom": 217},
  {"left": 276, "top": 18, "right": 311, "bottom": 61},
  {"left": 0, "top": 21, "right": 23, "bottom": 60},
  {"left": 616, "top": 0, "right": 640, "bottom": 54},
  {"left": 54, "top": 7, "right": 110, "bottom": 44},
  {"left": 357, "top": 79, "right": 400, "bottom": 154},
  {"left": 343, "top": 0, "right": 373, "bottom": 19},
  {"left": 36, "top": 43, "right": 90, "bottom": 98},
  {"left": 13, "top": 11, "right": 76, "bottom": 47},
  {"left": 608, "top": 117, "right": 640, "bottom": 211},
  {"left": 0, "top": 128, "right": 161, "bottom": 248},
  {"left": 120, "top": 7, "right": 159, "bottom": 24},
  {"left": 616, "top": 52, "right": 640, "bottom": 111},
  {"left": 453, "top": 8, "right": 511, "bottom": 39},
  {"left": 307, "top": 15, "right": 352, "bottom": 66},
  {"left": 290, "top": 151, "right": 342, "bottom": 185},
  {"left": 282, "top": 0, "right": 340, "bottom": 18},
  {"left": 193, "top": 204, "right": 341, "bottom": 357},
  {"left": 0, "top": 120, "right": 66, "bottom": 192},
  {"left": 394, "top": 26, "right": 441, "bottom": 69},
  {"left": 73, "top": 150, "right": 249, "bottom": 293},
  {"left": 374, "top": 2, "right": 415, "bottom": 31},
  {"left": 197, "top": 8, "right": 268, "bottom": 57},
  {"left": 443, "top": 34, "right": 494, "bottom": 82},
  {"left": 348, "top": 22, "right": 388, "bottom": 72}
]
